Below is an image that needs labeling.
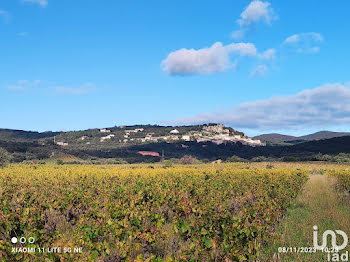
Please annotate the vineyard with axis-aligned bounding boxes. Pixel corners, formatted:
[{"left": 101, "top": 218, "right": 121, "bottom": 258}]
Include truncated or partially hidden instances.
[
  {"left": 327, "top": 168, "right": 350, "bottom": 193},
  {"left": 0, "top": 164, "right": 308, "bottom": 261}
]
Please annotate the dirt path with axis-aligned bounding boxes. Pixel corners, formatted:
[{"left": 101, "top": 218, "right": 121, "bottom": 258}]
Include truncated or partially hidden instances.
[{"left": 261, "top": 174, "right": 350, "bottom": 261}]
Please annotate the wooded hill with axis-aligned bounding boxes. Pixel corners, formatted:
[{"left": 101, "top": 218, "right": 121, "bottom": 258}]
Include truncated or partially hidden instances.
[
  {"left": 1, "top": 124, "right": 350, "bottom": 163},
  {"left": 254, "top": 131, "right": 350, "bottom": 144}
]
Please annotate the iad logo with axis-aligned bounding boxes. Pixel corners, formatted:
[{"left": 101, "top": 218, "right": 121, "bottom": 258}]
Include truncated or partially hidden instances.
[
  {"left": 313, "top": 225, "right": 348, "bottom": 250},
  {"left": 313, "top": 225, "right": 349, "bottom": 262}
]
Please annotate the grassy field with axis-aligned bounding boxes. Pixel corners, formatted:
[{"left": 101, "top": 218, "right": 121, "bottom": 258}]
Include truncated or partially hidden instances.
[
  {"left": 260, "top": 173, "right": 350, "bottom": 261},
  {"left": 0, "top": 162, "right": 349, "bottom": 261}
]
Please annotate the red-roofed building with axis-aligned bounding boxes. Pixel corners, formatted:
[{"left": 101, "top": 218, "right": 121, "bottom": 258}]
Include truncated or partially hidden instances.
[{"left": 137, "top": 151, "right": 160, "bottom": 157}]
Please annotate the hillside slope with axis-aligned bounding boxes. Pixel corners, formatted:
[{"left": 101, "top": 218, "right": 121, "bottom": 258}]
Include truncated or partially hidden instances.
[
  {"left": 1, "top": 126, "right": 350, "bottom": 163},
  {"left": 254, "top": 131, "right": 350, "bottom": 143},
  {"left": 253, "top": 133, "right": 297, "bottom": 142},
  {"left": 0, "top": 129, "right": 59, "bottom": 142},
  {"left": 299, "top": 131, "right": 350, "bottom": 141}
]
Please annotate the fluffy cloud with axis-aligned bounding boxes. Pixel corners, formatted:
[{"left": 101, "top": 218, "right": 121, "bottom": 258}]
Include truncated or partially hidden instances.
[
  {"left": 284, "top": 34, "right": 299, "bottom": 44},
  {"left": 161, "top": 42, "right": 257, "bottom": 75},
  {"left": 226, "top": 42, "right": 257, "bottom": 56},
  {"left": 231, "top": 1, "right": 276, "bottom": 41},
  {"left": 284, "top": 32, "right": 323, "bottom": 53},
  {"left": 238, "top": 0, "right": 276, "bottom": 27},
  {"left": 171, "top": 83, "right": 350, "bottom": 130},
  {"left": 251, "top": 64, "right": 268, "bottom": 77},
  {"left": 284, "top": 32, "right": 323, "bottom": 44},
  {"left": 162, "top": 0, "right": 277, "bottom": 76},
  {"left": 259, "top": 48, "right": 275, "bottom": 60},
  {"left": 21, "top": 0, "right": 48, "bottom": 7}
]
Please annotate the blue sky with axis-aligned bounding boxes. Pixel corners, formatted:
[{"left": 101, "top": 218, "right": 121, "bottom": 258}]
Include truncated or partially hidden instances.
[{"left": 1, "top": 0, "right": 350, "bottom": 136}]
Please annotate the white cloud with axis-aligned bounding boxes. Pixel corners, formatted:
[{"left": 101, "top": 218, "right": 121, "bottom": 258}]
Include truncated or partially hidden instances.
[
  {"left": 226, "top": 42, "right": 257, "bottom": 56},
  {"left": 7, "top": 80, "right": 41, "bottom": 90},
  {"left": 170, "top": 83, "right": 350, "bottom": 130},
  {"left": 231, "top": 1, "right": 276, "bottom": 41},
  {"left": 161, "top": 42, "right": 257, "bottom": 75},
  {"left": 284, "top": 32, "right": 323, "bottom": 44},
  {"left": 55, "top": 83, "right": 95, "bottom": 95},
  {"left": 284, "top": 34, "right": 300, "bottom": 44},
  {"left": 284, "top": 32, "right": 323, "bottom": 53},
  {"left": 238, "top": 0, "right": 276, "bottom": 27},
  {"left": 259, "top": 48, "right": 275, "bottom": 60},
  {"left": 162, "top": 0, "right": 277, "bottom": 76},
  {"left": 251, "top": 64, "right": 268, "bottom": 77},
  {"left": 21, "top": 0, "right": 48, "bottom": 7}
]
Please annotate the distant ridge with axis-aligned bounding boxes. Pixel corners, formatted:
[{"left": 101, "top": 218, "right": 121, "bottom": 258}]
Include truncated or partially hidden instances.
[
  {"left": 298, "top": 131, "right": 350, "bottom": 141},
  {"left": 0, "top": 128, "right": 60, "bottom": 142},
  {"left": 253, "top": 133, "right": 297, "bottom": 143},
  {"left": 254, "top": 131, "right": 350, "bottom": 143},
  {"left": 1, "top": 126, "right": 350, "bottom": 163}
]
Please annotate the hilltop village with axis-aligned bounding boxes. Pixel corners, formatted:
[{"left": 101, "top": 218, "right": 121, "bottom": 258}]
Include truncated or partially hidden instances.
[{"left": 54, "top": 124, "right": 265, "bottom": 148}]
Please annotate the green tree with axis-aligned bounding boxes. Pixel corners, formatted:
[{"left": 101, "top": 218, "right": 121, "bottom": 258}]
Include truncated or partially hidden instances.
[
  {"left": 0, "top": 148, "right": 10, "bottom": 168},
  {"left": 179, "top": 155, "right": 199, "bottom": 165},
  {"left": 162, "top": 160, "right": 173, "bottom": 168},
  {"left": 226, "top": 155, "right": 247, "bottom": 162}
]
